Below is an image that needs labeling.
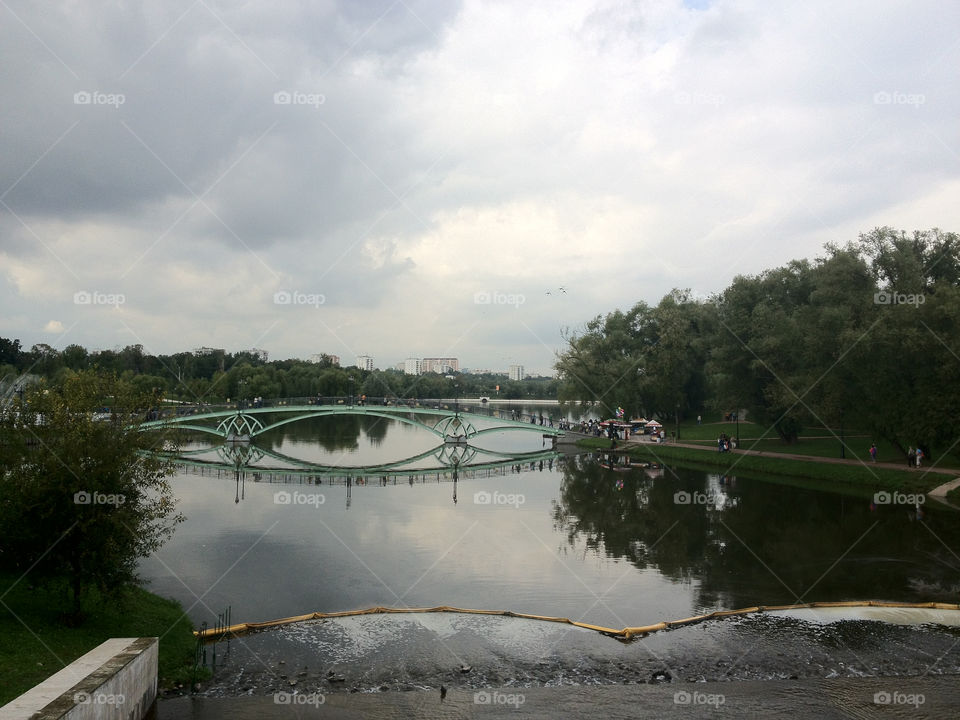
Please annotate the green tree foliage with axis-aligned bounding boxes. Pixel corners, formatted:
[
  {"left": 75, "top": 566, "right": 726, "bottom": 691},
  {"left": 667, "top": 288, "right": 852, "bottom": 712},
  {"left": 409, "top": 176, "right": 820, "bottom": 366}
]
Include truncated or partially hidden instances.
[
  {"left": 0, "top": 371, "right": 182, "bottom": 623},
  {"left": 558, "top": 227, "right": 960, "bottom": 460}
]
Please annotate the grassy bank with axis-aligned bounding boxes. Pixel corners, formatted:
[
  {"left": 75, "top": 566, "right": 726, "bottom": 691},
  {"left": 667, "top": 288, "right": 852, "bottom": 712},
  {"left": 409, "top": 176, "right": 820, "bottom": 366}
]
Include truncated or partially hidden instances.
[
  {"left": 576, "top": 438, "right": 955, "bottom": 494},
  {"left": 673, "top": 420, "right": 960, "bottom": 470},
  {"left": 0, "top": 575, "right": 202, "bottom": 706}
]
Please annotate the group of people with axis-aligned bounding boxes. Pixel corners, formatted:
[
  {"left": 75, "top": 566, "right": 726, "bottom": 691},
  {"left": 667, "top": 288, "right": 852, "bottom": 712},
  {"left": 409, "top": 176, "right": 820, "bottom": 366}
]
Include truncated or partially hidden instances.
[
  {"left": 869, "top": 443, "right": 926, "bottom": 467},
  {"left": 717, "top": 433, "right": 735, "bottom": 452}
]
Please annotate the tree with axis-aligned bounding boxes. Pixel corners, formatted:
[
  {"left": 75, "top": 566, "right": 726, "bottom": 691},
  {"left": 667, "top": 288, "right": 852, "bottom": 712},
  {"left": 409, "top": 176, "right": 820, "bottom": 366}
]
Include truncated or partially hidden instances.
[{"left": 0, "top": 371, "right": 182, "bottom": 623}]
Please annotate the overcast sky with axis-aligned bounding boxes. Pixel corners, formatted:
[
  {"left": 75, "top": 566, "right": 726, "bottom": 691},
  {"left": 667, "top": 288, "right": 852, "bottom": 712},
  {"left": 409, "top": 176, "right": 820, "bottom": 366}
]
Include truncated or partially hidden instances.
[{"left": 1, "top": 0, "right": 957, "bottom": 374}]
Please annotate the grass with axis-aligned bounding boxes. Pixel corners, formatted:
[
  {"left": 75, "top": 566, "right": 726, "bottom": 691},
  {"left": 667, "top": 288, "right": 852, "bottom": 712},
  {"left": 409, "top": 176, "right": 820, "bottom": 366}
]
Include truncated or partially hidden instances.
[
  {"left": 0, "top": 575, "right": 204, "bottom": 706},
  {"left": 669, "top": 420, "right": 960, "bottom": 470},
  {"left": 577, "top": 438, "right": 956, "bottom": 494}
]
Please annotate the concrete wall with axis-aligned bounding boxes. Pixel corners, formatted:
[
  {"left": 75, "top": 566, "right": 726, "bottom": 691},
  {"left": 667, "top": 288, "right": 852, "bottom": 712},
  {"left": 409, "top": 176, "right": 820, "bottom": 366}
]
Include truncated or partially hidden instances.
[{"left": 0, "top": 637, "right": 158, "bottom": 720}]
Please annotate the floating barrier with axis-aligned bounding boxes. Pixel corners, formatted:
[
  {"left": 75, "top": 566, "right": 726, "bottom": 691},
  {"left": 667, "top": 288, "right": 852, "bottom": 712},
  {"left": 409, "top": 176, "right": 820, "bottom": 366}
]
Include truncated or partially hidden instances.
[{"left": 193, "top": 600, "right": 960, "bottom": 643}]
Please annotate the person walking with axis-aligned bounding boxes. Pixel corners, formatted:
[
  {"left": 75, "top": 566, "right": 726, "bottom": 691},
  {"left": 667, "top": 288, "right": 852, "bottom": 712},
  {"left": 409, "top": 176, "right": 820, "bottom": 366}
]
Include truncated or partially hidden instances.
[
  {"left": 907, "top": 447, "right": 915, "bottom": 467},
  {"left": 869, "top": 444, "right": 877, "bottom": 462},
  {"left": 916, "top": 446, "right": 924, "bottom": 468}
]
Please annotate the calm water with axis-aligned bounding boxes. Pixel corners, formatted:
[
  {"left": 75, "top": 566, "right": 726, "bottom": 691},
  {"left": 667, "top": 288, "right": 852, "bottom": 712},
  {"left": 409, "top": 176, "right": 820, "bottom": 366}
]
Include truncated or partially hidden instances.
[{"left": 142, "top": 411, "right": 960, "bottom": 631}]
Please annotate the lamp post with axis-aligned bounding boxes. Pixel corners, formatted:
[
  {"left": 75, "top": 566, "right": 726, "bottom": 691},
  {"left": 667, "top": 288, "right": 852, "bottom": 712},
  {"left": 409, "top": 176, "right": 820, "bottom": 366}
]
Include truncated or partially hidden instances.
[
  {"left": 349, "top": 377, "right": 355, "bottom": 406},
  {"left": 736, "top": 410, "right": 740, "bottom": 449}
]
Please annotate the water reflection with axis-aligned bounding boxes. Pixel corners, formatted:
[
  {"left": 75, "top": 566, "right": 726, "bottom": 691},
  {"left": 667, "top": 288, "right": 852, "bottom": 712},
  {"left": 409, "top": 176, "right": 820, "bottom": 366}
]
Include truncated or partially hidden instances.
[{"left": 553, "top": 453, "right": 960, "bottom": 610}]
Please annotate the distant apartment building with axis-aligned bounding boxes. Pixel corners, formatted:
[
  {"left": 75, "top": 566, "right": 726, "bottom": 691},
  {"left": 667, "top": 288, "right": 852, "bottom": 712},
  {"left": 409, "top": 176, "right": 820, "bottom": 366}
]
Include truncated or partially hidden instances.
[
  {"left": 250, "top": 347, "right": 269, "bottom": 362},
  {"left": 355, "top": 355, "right": 374, "bottom": 371},
  {"left": 422, "top": 357, "right": 459, "bottom": 374},
  {"left": 194, "top": 346, "right": 224, "bottom": 356},
  {"left": 509, "top": 364, "right": 525, "bottom": 381},
  {"left": 311, "top": 353, "right": 340, "bottom": 366},
  {"left": 403, "top": 357, "right": 422, "bottom": 375}
]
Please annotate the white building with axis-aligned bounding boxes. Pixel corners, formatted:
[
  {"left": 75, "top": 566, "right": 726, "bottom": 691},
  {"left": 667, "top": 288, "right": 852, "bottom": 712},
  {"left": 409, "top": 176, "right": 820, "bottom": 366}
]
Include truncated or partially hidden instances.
[
  {"left": 422, "top": 357, "right": 459, "bottom": 374},
  {"left": 509, "top": 364, "right": 524, "bottom": 381},
  {"left": 403, "top": 357, "right": 422, "bottom": 375},
  {"left": 250, "top": 347, "right": 269, "bottom": 362},
  {"left": 355, "top": 355, "right": 374, "bottom": 371}
]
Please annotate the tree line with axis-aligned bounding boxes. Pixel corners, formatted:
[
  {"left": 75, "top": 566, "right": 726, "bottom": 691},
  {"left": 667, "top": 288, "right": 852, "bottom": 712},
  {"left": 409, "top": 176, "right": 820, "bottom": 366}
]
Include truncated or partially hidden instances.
[
  {"left": 0, "top": 343, "right": 558, "bottom": 404},
  {"left": 555, "top": 227, "right": 960, "bottom": 460}
]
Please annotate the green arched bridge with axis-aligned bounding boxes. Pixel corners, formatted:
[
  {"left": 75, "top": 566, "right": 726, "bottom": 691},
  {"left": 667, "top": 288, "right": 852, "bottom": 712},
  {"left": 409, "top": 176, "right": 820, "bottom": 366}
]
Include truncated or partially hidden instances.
[{"left": 138, "top": 403, "right": 565, "bottom": 442}]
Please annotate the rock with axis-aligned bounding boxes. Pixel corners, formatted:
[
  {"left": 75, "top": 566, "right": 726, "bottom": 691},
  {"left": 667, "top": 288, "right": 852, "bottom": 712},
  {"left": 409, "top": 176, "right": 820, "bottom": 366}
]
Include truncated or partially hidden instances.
[
  {"left": 650, "top": 670, "right": 671, "bottom": 684},
  {"left": 460, "top": 664, "right": 472, "bottom": 673}
]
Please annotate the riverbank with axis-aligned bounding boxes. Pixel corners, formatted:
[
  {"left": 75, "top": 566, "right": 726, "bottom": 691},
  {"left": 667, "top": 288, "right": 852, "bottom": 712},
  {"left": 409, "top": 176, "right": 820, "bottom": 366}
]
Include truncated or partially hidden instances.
[
  {"left": 0, "top": 573, "right": 203, "bottom": 706},
  {"left": 574, "top": 436, "right": 957, "bottom": 495}
]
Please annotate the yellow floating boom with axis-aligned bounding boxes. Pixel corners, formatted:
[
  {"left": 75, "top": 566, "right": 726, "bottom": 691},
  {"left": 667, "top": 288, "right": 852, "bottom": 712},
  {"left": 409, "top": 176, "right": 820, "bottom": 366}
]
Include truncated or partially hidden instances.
[{"left": 194, "top": 600, "right": 960, "bottom": 643}]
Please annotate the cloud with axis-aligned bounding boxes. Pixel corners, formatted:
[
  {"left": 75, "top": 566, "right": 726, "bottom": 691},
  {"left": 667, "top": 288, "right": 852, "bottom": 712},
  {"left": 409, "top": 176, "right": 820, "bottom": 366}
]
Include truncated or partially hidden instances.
[
  {"left": 44, "top": 320, "right": 65, "bottom": 333},
  {"left": 1, "top": 0, "right": 958, "bottom": 372}
]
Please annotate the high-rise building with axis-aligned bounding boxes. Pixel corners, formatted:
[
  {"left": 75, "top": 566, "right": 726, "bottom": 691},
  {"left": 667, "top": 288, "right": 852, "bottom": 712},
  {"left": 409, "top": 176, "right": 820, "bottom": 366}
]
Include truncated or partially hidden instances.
[
  {"left": 422, "top": 357, "right": 459, "bottom": 374},
  {"left": 250, "top": 347, "right": 269, "bottom": 362},
  {"left": 509, "top": 364, "right": 524, "bottom": 381},
  {"left": 355, "top": 355, "right": 374, "bottom": 371},
  {"left": 403, "top": 357, "right": 422, "bottom": 375}
]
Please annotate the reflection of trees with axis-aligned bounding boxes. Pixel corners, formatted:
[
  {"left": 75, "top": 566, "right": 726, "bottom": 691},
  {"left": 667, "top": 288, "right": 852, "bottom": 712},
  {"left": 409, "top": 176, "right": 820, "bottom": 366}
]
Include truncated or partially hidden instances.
[
  {"left": 255, "top": 415, "right": 365, "bottom": 452},
  {"left": 555, "top": 455, "right": 960, "bottom": 609},
  {"left": 553, "top": 455, "right": 712, "bottom": 582}
]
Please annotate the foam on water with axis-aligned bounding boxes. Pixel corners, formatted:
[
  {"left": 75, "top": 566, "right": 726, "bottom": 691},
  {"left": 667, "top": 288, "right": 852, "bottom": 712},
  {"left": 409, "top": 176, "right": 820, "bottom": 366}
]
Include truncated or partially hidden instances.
[{"left": 769, "top": 606, "right": 960, "bottom": 627}]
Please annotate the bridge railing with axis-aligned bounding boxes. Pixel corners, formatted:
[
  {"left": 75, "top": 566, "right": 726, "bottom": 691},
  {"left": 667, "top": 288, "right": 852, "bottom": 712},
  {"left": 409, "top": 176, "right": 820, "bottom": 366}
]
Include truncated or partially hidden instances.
[{"left": 153, "top": 396, "right": 566, "bottom": 428}]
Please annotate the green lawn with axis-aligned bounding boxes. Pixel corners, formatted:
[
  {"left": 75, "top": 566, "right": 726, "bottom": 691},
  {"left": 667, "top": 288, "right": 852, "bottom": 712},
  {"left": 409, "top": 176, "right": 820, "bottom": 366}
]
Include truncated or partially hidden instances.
[
  {"left": 673, "top": 421, "right": 960, "bottom": 470},
  {"left": 0, "top": 575, "right": 203, "bottom": 706}
]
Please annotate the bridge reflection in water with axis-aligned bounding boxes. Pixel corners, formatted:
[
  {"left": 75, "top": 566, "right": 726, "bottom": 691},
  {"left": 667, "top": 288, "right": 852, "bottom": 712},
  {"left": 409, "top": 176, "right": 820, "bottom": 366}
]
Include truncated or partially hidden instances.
[{"left": 151, "top": 432, "right": 560, "bottom": 510}]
